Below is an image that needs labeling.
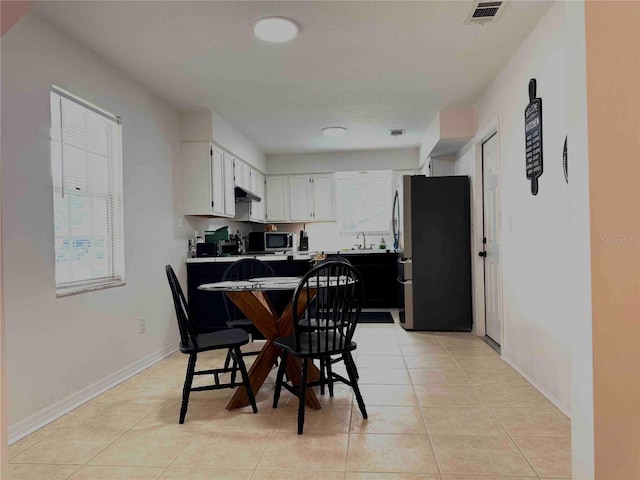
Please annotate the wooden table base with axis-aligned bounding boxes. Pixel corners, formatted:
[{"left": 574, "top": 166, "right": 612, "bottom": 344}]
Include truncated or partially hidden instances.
[{"left": 224, "top": 288, "right": 321, "bottom": 410}]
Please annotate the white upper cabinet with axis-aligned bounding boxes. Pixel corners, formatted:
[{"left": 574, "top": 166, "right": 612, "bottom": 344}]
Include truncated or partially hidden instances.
[
  {"left": 243, "top": 164, "right": 251, "bottom": 192},
  {"left": 249, "top": 170, "right": 266, "bottom": 223},
  {"left": 181, "top": 142, "right": 229, "bottom": 216},
  {"left": 312, "top": 174, "right": 336, "bottom": 221},
  {"left": 222, "top": 151, "right": 236, "bottom": 217},
  {"left": 265, "top": 176, "right": 289, "bottom": 222},
  {"left": 288, "top": 175, "right": 313, "bottom": 222},
  {"left": 265, "top": 173, "right": 335, "bottom": 223}
]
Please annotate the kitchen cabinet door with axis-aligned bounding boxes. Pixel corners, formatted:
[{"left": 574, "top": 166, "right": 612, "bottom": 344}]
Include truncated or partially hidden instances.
[
  {"left": 181, "top": 142, "right": 227, "bottom": 216},
  {"left": 233, "top": 157, "right": 245, "bottom": 190},
  {"left": 249, "top": 170, "right": 265, "bottom": 222},
  {"left": 266, "top": 175, "right": 289, "bottom": 222},
  {"left": 223, "top": 151, "right": 235, "bottom": 217},
  {"left": 312, "top": 174, "right": 335, "bottom": 221},
  {"left": 243, "top": 163, "right": 251, "bottom": 192},
  {"left": 210, "top": 146, "right": 225, "bottom": 215},
  {"left": 289, "top": 175, "right": 312, "bottom": 222}
]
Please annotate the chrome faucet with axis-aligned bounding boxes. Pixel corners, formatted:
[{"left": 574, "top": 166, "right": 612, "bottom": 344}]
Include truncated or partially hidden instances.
[{"left": 356, "top": 231, "right": 366, "bottom": 250}]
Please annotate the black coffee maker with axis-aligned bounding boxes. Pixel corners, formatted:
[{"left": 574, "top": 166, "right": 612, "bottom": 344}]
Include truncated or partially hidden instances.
[{"left": 299, "top": 230, "right": 309, "bottom": 251}]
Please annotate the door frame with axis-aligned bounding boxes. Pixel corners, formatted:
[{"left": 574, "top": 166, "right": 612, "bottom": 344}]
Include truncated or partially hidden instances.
[{"left": 470, "top": 117, "right": 504, "bottom": 344}]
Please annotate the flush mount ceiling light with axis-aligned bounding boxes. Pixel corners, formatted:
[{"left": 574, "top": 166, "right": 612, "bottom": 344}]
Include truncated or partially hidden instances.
[
  {"left": 322, "top": 126, "right": 347, "bottom": 137},
  {"left": 253, "top": 17, "right": 299, "bottom": 43}
]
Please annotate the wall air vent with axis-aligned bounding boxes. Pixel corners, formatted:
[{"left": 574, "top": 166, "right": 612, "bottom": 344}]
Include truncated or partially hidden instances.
[
  {"left": 464, "top": 0, "right": 506, "bottom": 25},
  {"left": 389, "top": 129, "right": 405, "bottom": 137}
]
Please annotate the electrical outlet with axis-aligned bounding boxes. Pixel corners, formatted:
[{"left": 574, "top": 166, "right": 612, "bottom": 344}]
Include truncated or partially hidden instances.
[{"left": 139, "top": 318, "right": 145, "bottom": 334}]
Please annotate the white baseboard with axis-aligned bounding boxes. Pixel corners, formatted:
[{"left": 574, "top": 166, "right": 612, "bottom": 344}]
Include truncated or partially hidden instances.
[
  {"left": 501, "top": 351, "right": 571, "bottom": 417},
  {"left": 8, "top": 344, "right": 178, "bottom": 445}
]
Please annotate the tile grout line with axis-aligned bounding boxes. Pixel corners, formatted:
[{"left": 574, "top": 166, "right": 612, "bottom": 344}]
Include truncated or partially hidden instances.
[
  {"left": 403, "top": 332, "right": 443, "bottom": 477},
  {"left": 447, "top": 342, "right": 543, "bottom": 479}
]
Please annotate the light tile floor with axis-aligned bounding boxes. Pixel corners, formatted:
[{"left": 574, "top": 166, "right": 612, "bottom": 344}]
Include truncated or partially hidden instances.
[{"left": 8, "top": 317, "right": 571, "bottom": 479}]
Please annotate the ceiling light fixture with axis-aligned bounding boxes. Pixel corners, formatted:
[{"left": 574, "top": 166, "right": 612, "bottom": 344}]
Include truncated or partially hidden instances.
[
  {"left": 322, "top": 126, "right": 347, "bottom": 137},
  {"left": 253, "top": 17, "right": 299, "bottom": 43}
]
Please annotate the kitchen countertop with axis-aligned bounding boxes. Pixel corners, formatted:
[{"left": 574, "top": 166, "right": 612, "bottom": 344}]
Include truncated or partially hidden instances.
[{"left": 185, "top": 249, "right": 401, "bottom": 263}]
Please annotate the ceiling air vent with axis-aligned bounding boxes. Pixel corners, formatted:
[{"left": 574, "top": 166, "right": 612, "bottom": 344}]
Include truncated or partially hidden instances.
[
  {"left": 464, "top": 0, "right": 506, "bottom": 25},
  {"left": 389, "top": 129, "right": 405, "bottom": 137}
]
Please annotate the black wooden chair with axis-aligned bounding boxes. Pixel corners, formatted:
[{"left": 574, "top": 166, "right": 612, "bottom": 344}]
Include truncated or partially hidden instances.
[
  {"left": 299, "top": 255, "right": 358, "bottom": 394},
  {"left": 221, "top": 258, "right": 279, "bottom": 368},
  {"left": 165, "top": 265, "right": 257, "bottom": 423},
  {"left": 273, "top": 260, "right": 367, "bottom": 434}
]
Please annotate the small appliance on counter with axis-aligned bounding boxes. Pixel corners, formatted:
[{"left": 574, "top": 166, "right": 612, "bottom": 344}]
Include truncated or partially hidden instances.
[
  {"left": 220, "top": 230, "right": 244, "bottom": 256},
  {"left": 247, "top": 231, "right": 293, "bottom": 253},
  {"left": 299, "top": 230, "right": 309, "bottom": 251},
  {"left": 194, "top": 226, "right": 229, "bottom": 257}
]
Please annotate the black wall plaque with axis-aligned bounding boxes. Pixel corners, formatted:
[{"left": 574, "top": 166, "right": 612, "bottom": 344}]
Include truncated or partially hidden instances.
[
  {"left": 525, "top": 79, "right": 543, "bottom": 195},
  {"left": 563, "top": 136, "right": 568, "bottom": 184}
]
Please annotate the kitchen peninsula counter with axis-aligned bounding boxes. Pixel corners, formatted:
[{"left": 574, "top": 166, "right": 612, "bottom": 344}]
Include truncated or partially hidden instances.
[{"left": 185, "top": 249, "right": 400, "bottom": 264}]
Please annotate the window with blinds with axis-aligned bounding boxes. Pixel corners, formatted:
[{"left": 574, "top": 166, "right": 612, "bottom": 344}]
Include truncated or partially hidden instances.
[{"left": 50, "top": 87, "right": 125, "bottom": 295}]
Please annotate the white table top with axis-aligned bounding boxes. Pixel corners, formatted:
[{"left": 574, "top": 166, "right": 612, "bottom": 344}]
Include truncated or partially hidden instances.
[{"left": 198, "top": 275, "right": 356, "bottom": 292}]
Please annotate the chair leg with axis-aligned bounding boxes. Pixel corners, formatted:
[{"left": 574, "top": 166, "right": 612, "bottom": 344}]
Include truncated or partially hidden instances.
[
  {"left": 234, "top": 347, "right": 258, "bottom": 414},
  {"left": 345, "top": 352, "right": 367, "bottom": 420},
  {"left": 325, "top": 356, "right": 334, "bottom": 398},
  {"left": 180, "top": 353, "right": 197, "bottom": 424},
  {"left": 224, "top": 348, "right": 232, "bottom": 370},
  {"left": 230, "top": 350, "right": 239, "bottom": 386},
  {"left": 319, "top": 358, "right": 326, "bottom": 395},
  {"left": 298, "top": 358, "right": 308, "bottom": 435},
  {"left": 273, "top": 351, "right": 288, "bottom": 409}
]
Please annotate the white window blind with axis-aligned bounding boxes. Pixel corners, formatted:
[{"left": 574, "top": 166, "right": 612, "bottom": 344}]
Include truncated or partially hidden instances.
[
  {"left": 335, "top": 171, "right": 393, "bottom": 234},
  {"left": 50, "top": 87, "right": 125, "bottom": 295}
]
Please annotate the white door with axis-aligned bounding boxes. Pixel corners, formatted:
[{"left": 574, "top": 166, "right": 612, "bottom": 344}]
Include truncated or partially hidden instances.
[
  {"left": 312, "top": 174, "right": 335, "bottom": 221},
  {"left": 288, "top": 175, "right": 312, "bottom": 222},
  {"left": 265, "top": 176, "right": 289, "bottom": 222},
  {"left": 482, "top": 133, "right": 502, "bottom": 345}
]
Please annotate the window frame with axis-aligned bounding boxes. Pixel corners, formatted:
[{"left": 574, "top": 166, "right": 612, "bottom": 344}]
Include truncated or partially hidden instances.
[{"left": 50, "top": 86, "right": 126, "bottom": 297}]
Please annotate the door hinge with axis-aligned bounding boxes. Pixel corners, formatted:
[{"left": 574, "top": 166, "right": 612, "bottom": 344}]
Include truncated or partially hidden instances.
[
  {"left": 211, "top": 201, "right": 214, "bottom": 207},
  {"left": 483, "top": 237, "right": 487, "bottom": 244}
]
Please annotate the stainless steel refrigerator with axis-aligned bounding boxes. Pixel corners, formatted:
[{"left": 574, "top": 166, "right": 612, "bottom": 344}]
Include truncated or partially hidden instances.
[{"left": 394, "top": 175, "right": 472, "bottom": 331}]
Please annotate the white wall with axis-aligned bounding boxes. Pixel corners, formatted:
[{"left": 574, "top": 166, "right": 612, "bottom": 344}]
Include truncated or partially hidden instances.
[
  {"left": 454, "top": 1, "right": 572, "bottom": 413},
  {"left": 213, "top": 113, "right": 266, "bottom": 172},
  {"left": 1, "top": 12, "right": 189, "bottom": 439},
  {"left": 266, "top": 148, "right": 419, "bottom": 175}
]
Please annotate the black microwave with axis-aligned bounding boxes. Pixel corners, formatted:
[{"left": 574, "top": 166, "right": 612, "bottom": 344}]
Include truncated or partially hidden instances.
[{"left": 247, "top": 232, "right": 294, "bottom": 252}]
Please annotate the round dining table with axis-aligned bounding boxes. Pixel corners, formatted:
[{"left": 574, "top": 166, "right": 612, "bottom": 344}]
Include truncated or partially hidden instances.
[{"left": 198, "top": 276, "right": 323, "bottom": 410}]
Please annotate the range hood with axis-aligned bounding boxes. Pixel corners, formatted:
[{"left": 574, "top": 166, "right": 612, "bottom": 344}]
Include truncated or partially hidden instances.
[{"left": 234, "top": 186, "right": 261, "bottom": 203}]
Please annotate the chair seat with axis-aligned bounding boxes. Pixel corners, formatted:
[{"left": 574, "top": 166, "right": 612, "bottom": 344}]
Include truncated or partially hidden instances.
[
  {"left": 180, "top": 328, "right": 249, "bottom": 354},
  {"left": 274, "top": 333, "right": 357, "bottom": 358},
  {"left": 226, "top": 318, "right": 253, "bottom": 328}
]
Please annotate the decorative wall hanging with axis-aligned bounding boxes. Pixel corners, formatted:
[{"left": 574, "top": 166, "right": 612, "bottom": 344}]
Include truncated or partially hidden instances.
[
  {"left": 524, "top": 78, "right": 543, "bottom": 195},
  {"left": 563, "top": 136, "right": 568, "bottom": 183}
]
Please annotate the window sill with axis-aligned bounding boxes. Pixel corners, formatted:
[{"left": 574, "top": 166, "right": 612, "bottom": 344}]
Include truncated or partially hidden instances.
[{"left": 56, "top": 280, "right": 126, "bottom": 298}]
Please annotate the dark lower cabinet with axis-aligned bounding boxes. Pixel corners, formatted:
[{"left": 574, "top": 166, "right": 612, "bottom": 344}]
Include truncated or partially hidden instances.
[
  {"left": 340, "top": 253, "right": 399, "bottom": 309},
  {"left": 186, "top": 253, "right": 399, "bottom": 333},
  {"left": 187, "top": 259, "right": 311, "bottom": 334}
]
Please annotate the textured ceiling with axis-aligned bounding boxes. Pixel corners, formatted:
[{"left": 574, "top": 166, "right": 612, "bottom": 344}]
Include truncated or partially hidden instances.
[{"left": 34, "top": 1, "right": 553, "bottom": 155}]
